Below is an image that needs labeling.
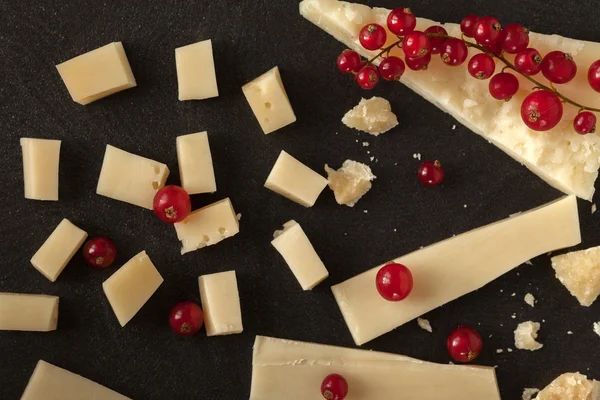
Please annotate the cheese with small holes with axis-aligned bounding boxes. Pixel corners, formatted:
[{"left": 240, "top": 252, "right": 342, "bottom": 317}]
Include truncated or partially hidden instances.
[
  {"left": 174, "top": 198, "right": 239, "bottom": 255},
  {"left": 0, "top": 293, "right": 58, "bottom": 332},
  {"left": 199, "top": 271, "right": 243, "bottom": 336},
  {"left": 331, "top": 196, "right": 580, "bottom": 345},
  {"left": 102, "top": 251, "right": 163, "bottom": 327},
  {"left": 20, "top": 138, "right": 61, "bottom": 201},
  {"left": 30, "top": 219, "right": 88, "bottom": 282},
  {"left": 264, "top": 150, "right": 328, "bottom": 207},
  {"left": 536, "top": 373, "right": 600, "bottom": 400},
  {"left": 242, "top": 67, "right": 296, "bottom": 134},
  {"left": 176, "top": 39, "right": 219, "bottom": 101},
  {"left": 271, "top": 220, "right": 329, "bottom": 290},
  {"left": 176, "top": 132, "right": 216, "bottom": 194},
  {"left": 342, "top": 97, "right": 398, "bottom": 135},
  {"left": 551, "top": 245, "right": 600, "bottom": 306},
  {"left": 96, "top": 145, "right": 169, "bottom": 210},
  {"left": 56, "top": 42, "right": 136, "bottom": 105},
  {"left": 324, "top": 159, "right": 375, "bottom": 207},
  {"left": 514, "top": 321, "right": 543, "bottom": 351}
]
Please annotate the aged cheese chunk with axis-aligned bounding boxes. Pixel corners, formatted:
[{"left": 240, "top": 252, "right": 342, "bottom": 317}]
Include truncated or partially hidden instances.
[
  {"left": 264, "top": 150, "right": 328, "bottom": 207},
  {"left": 324, "top": 159, "right": 375, "bottom": 207},
  {"left": 0, "top": 293, "right": 58, "bottom": 332},
  {"left": 514, "top": 321, "right": 543, "bottom": 351},
  {"left": 342, "top": 97, "right": 398, "bottom": 135},
  {"left": 551, "top": 246, "right": 600, "bottom": 306},
  {"left": 417, "top": 317, "right": 433, "bottom": 333},
  {"left": 30, "top": 219, "right": 88, "bottom": 282},
  {"left": 20, "top": 138, "right": 61, "bottom": 201},
  {"left": 102, "top": 251, "right": 163, "bottom": 327},
  {"left": 536, "top": 373, "right": 600, "bottom": 400},
  {"left": 522, "top": 388, "right": 540, "bottom": 400},
  {"left": 21, "top": 360, "right": 130, "bottom": 400},
  {"left": 96, "top": 145, "right": 169, "bottom": 210},
  {"left": 198, "top": 271, "right": 243, "bottom": 336},
  {"left": 174, "top": 198, "right": 239, "bottom": 255},
  {"left": 271, "top": 220, "right": 329, "bottom": 290},
  {"left": 56, "top": 42, "right": 136, "bottom": 105},
  {"left": 176, "top": 132, "right": 216, "bottom": 194},
  {"left": 331, "top": 195, "right": 580, "bottom": 345},
  {"left": 250, "top": 336, "right": 501, "bottom": 399},
  {"left": 242, "top": 67, "right": 296, "bottom": 134},
  {"left": 176, "top": 39, "right": 219, "bottom": 101},
  {"left": 525, "top": 293, "right": 536, "bottom": 307}
]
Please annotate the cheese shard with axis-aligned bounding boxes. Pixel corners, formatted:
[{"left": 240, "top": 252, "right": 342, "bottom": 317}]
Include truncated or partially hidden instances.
[
  {"left": 0, "top": 293, "right": 58, "bottom": 332},
  {"left": 342, "top": 97, "right": 398, "bottom": 135},
  {"left": 174, "top": 198, "right": 239, "bottom": 255},
  {"left": 102, "top": 251, "right": 163, "bottom": 327},
  {"left": 324, "top": 159, "right": 375, "bottom": 207},
  {"left": 198, "top": 271, "right": 243, "bottom": 336},
  {"left": 20, "top": 138, "right": 61, "bottom": 201},
  {"left": 21, "top": 360, "right": 130, "bottom": 400},
  {"left": 30, "top": 219, "right": 88, "bottom": 282},
  {"left": 264, "top": 150, "right": 328, "bottom": 207},
  {"left": 300, "top": 0, "right": 600, "bottom": 200},
  {"left": 514, "top": 321, "right": 543, "bottom": 351},
  {"left": 242, "top": 67, "right": 296, "bottom": 134},
  {"left": 271, "top": 220, "right": 329, "bottom": 290},
  {"left": 551, "top": 246, "right": 600, "bottom": 306},
  {"left": 56, "top": 42, "right": 136, "bottom": 105},
  {"left": 176, "top": 39, "right": 219, "bottom": 101},
  {"left": 176, "top": 132, "right": 217, "bottom": 194},
  {"left": 96, "top": 145, "right": 169, "bottom": 210},
  {"left": 331, "top": 195, "right": 580, "bottom": 345},
  {"left": 536, "top": 373, "right": 600, "bottom": 400},
  {"left": 250, "top": 336, "right": 502, "bottom": 400}
]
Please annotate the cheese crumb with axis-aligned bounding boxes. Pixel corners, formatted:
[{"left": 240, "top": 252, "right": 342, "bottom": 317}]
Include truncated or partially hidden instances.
[
  {"left": 496, "top": 349, "right": 503, "bottom": 354},
  {"left": 521, "top": 388, "right": 540, "bottom": 400},
  {"left": 362, "top": 142, "right": 369, "bottom": 147},
  {"left": 524, "top": 260, "right": 534, "bottom": 266},
  {"left": 324, "top": 160, "right": 376, "bottom": 207},
  {"left": 464, "top": 204, "right": 468, "bottom": 208},
  {"left": 592, "top": 203, "right": 597, "bottom": 214},
  {"left": 514, "top": 321, "right": 543, "bottom": 351},
  {"left": 342, "top": 97, "right": 398, "bottom": 136},
  {"left": 512, "top": 314, "right": 517, "bottom": 319},
  {"left": 370, "top": 156, "right": 374, "bottom": 161},
  {"left": 236, "top": 213, "right": 242, "bottom": 221},
  {"left": 551, "top": 246, "right": 600, "bottom": 306},
  {"left": 363, "top": 210, "right": 368, "bottom": 213},
  {"left": 567, "top": 331, "right": 573, "bottom": 335},
  {"left": 536, "top": 373, "right": 600, "bottom": 400},
  {"left": 417, "top": 317, "right": 433, "bottom": 333},
  {"left": 524, "top": 293, "right": 535, "bottom": 307},
  {"left": 507, "top": 348, "right": 513, "bottom": 352},
  {"left": 511, "top": 293, "right": 516, "bottom": 297},
  {"left": 594, "top": 322, "right": 600, "bottom": 337},
  {"left": 452, "top": 124, "right": 456, "bottom": 130}
]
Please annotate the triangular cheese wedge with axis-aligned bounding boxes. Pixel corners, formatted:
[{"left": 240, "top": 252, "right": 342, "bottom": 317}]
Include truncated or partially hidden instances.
[{"left": 300, "top": 0, "right": 600, "bottom": 200}]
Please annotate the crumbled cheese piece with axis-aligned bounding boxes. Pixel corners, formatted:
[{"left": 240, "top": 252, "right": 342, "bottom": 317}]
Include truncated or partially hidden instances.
[
  {"left": 536, "top": 373, "right": 600, "bottom": 400},
  {"left": 452, "top": 124, "right": 456, "bottom": 130},
  {"left": 464, "top": 204, "right": 468, "bottom": 208},
  {"left": 363, "top": 210, "right": 368, "bottom": 213},
  {"left": 236, "top": 213, "right": 242, "bottom": 221},
  {"left": 370, "top": 156, "right": 374, "bottom": 161},
  {"left": 512, "top": 314, "right": 517, "bottom": 319},
  {"left": 417, "top": 317, "right": 432, "bottom": 333},
  {"left": 551, "top": 246, "right": 600, "bottom": 306},
  {"left": 521, "top": 388, "right": 540, "bottom": 400},
  {"left": 496, "top": 349, "right": 503, "bottom": 354},
  {"left": 593, "top": 203, "right": 597, "bottom": 214},
  {"left": 514, "top": 321, "right": 543, "bottom": 351},
  {"left": 342, "top": 97, "right": 398, "bottom": 135},
  {"left": 362, "top": 142, "right": 369, "bottom": 147},
  {"left": 525, "top": 260, "right": 534, "bottom": 266},
  {"left": 507, "top": 348, "right": 513, "bottom": 352},
  {"left": 594, "top": 322, "right": 600, "bottom": 337},
  {"left": 567, "top": 331, "right": 574, "bottom": 335},
  {"left": 512, "top": 293, "right": 516, "bottom": 297},
  {"left": 524, "top": 293, "right": 536, "bottom": 307}
]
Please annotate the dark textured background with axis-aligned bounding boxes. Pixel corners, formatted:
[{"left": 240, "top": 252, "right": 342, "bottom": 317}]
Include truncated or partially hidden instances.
[{"left": 1, "top": 0, "right": 599, "bottom": 398}]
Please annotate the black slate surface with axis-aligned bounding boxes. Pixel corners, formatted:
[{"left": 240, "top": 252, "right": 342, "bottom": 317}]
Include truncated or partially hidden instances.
[{"left": 1, "top": 0, "right": 599, "bottom": 398}]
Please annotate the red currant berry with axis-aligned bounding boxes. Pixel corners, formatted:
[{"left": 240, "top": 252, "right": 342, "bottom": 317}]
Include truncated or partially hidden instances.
[
  {"left": 473, "top": 16, "right": 502, "bottom": 46},
  {"left": 424, "top": 26, "right": 448, "bottom": 55},
  {"left": 541, "top": 51, "right": 577, "bottom": 84},
  {"left": 153, "top": 185, "right": 191, "bottom": 224},
  {"left": 403, "top": 31, "right": 432, "bottom": 59},
  {"left": 379, "top": 56, "right": 405, "bottom": 81},
  {"left": 440, "top": 38, "right": 468, "bottom": 66},
  {"left": 169, "top": 301, "right": 204, "bottom": 336},
  {"left": 460, "top": 14, "right": 479, "bottom": 38},
  {"left": 521, "top": 90, "right": 564, "bottom": 131},
  {"left": 483, "top": 41, "right": 503, "bottom": 57},
  {"left": 355, "top": 65, "right": 379, "bottom": 89},
  {"left": 351, "top": 61, "right": 366, "bottom": 74},
  {"left": 359, "top": 23, "right": 387, "bottom": 51},
  {"left": 321, "top": 374, "right": 348, "bottom": 400},
  {"left": 468, "top": 53, "right": 496, "bottom": 79},
  {"left": 406, "top": 53, "right": 431, "bottom": 71},
  {"left": 376, "top": 263, "right": 414, "bottom": 301},
  {"left": 447, "top": 326, "right": 483, "bottom": 363},
  {"left": 573, "top": 111, "right": 597, "bottom": 135},
  {"left": 588, "top": 60, "right": 600, "bottom": 92},
  {"left": 514, "top": 48, "right": 543, "bottom": 75},
  {"left": 418, "top": 160, "right": 445, "bottom": 186},
  {"left": 488, "top": 72, "right": 519, "bottom": 101},
  {"left": 387, "top": 8, "right": 416, "bottom": 35},
  {"left": 500, "top": 24, "right": 529, "bottom": 54},
  {"left": 336, "top": 50, "right": 361, "bottom": 74},
  {"left": 82, "top": 237, "right": 117, "bottom": 269}
]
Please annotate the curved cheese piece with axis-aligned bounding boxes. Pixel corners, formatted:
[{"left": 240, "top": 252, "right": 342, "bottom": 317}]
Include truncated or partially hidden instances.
[{"left": 0, "top": 293, "right": 58, "bottom": 332}]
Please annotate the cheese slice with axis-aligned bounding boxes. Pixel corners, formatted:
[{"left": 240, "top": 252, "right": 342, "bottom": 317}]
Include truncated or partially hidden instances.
[
  {"left": 21, "top": 138, "right": 61, "bottom": 201},
  {"left": 537, "top": 373, "right": 600, "bottom": 400},
  {"left": 176, "top": 131, "right": 217, "bottom": 194},
  {"left": 21, "top": 360, "right": 130, "bottom": 400},
  {"left": 30, "top": 219, "right": 88, "bottom": 282},
  {"left": 332, "top": 195, "right": 580, "bottom": 345},
  {"left": 176, "top": 39, "right": 219, "bottom": 100},
  {"left": 300, "top": 0, "right": 600, "bottom": 200},
  {"left": 56, "top": 42, "right": 136, "bottom": 105},
  {"left": 198, "top": 271, "right": 243, "bottom": 336},
  {"left": 0, "top": 293, "right": 58, "bottom": 332},
  {"left": 551, "top": 245, "right": 600, "bottom": 306},
  {"left": 250, "top": 336, "right": 501, "bottom": 399},
  {"left": 96, "top": 144, "right": 169, "bottom": 210}
]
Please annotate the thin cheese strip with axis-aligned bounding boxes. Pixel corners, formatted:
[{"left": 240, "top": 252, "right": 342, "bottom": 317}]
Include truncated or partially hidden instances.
[
  {"left": 0, "top": 293, "right": 58, "bottom": 332},
  {"left": 332, "top": 196, "right": 580, "bottom": 345},
  {"left": 21, "top": 138, "right": 61, "bottom": 201}
]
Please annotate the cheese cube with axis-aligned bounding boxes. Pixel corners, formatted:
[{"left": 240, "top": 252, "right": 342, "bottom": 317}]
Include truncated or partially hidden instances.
[
  {"left": 176, "top": 132, "right": 216, "bottom": 194},
  {"left": 174, "top": 198, "right": 239, "bottom": 255},
  {"left": 271, "top": 221, "right": 329, "bottom": 290},
  {"left": 198, "top": 271, "right": 243, "bottom": 336},
  {"left": 0, "top": 293, "right": 58, "bottom": 332},
  {"left": 342, "top": 97, "right": 399, "bottom": 136},
  {"left": 551, "top": 246, "right": 600, "bottom": 306},
  {"left": 30, "top": 219, "right": 88, "bottom": 282},
  {"left": 102, "top": 251, "right": 163, "bottom": 327},
  {"left": 56, "top": 42, "right": 136, "bottom": 105},
  {"left": 96, "top": 145, "right": 169, "bottom": 210},
  {"left": 21, "top": 138, "right": 61, "bottom": 201},
  {"left": 324, "top": 160, "right": 376, "bottom": 207},
  {"left": 242, "top": 67, "right": 296, "bottom": 134},
  {"left": 264, "top": 151, "right": 328, "bottom": 207},
  {"left": 176, "top": 39, "right": 219, "bottom": 101}
]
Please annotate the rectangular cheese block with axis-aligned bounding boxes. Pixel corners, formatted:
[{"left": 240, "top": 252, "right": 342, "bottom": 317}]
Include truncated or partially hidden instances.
[
  {"left": 264, "top": 150, "right": 328, "bottom": 207},
  {"left": 271, "top": 220, "right": 329, "bottom": 290},
  {"left": 250, "top": 336, "right": 501, "bottom": 400},
  {"left": 21, "top": 360, "right": 130, "bottom": 400},
  {"left": 0, "top": 293, "right": 58, "bottom": 332},
  {"left": 332, "top": 195, "right": 580, "bottom": 345},
  {"left": 176, "top": 131, "right": 217, "bottom": 194},
  {"left": 242, "top": 66, "right": 296, "bottom": 134},
  {"left": 96, "top": 145, "right": 169, "bottom": 210},
  {"left": 20, "top": 138, "right": 61, "bottom": 201},
  {"left": 56, "top": 42, "right": 136, "bottom": 105},
  {"left": 176, "top": 39, "right": 219, "bottom": 100},
  {"left": 198, "top": 270, "right": 243, "bottom": 336},
  {"left": 174, "top": 198, "right": 239, "bottom": 255},
  {"left": 102, "top": 251, "right": 163, "bottom": 327},
  {"left": 551, "top": 246, "right": 600, "bottom": 306},
  {"left": 30, "top": 219, "right": 88, "bottom": 282}
]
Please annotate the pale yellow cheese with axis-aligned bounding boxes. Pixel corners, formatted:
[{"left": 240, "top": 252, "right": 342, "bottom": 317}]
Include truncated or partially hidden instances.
[
  {"left": 324, "top": 159, "right": 375, "bottom": 207},
  {"left": 20, "top": 138, "right": 61, "bottom": 201},
  {"left": 514, "top": 321, "right": 543, "bottom": 351},
  {"left": 551, "top": 246, "right": 600, "bottom": 306},
  {"left": 176, "top": 39, "right": 219, "bottom": 100},
  {"left": 0, "top": 293, "right": 58, "bottom": 332},
  {"left": 342, "top": 97, "right": 398, "bottom": 135},
  {"left": 176, "top": 132, "right": 216, "bottom": 194},
  {"left": 537, "top": 373, "right": 600, "bottom": 400},
  {"left": 56, "top": 42, "right": 136, "bottom": 105},
  {"left": 198, "top": 270, "right": 243, "bottom": 336}
]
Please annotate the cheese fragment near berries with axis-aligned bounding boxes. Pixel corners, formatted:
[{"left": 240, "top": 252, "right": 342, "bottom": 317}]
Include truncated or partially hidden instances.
[
  {"left": 198, "top": 271, "right": 243, "bottom": 336},
  {"left": 0, "top": 293, "right": 58, "bottom": 332},
  {"left": 176, "top": 132, "right": 217, "bottom": 194},
  {"left": 300, "top": 0, "right": 600, "bottom": 200},
  {"left": 342, "top": 97, "right": 398, "bottom": 135},
  {"left": 331, "top": 195, "right": 580, "bottom": 345},
  {"left": 176, "top": 39, "right": 219, "bottom": 100},
  {"left": 250, "top": 336, "right": 501, "bottom": 399},
  {"left": 514, "top": 321, "right": 543, "bottom": 351},
  {"left": 324, "top": 159, "right": 375, "bottom": 207},
  {"left": 536, "top": 373, "right": 600, "bottom": 400},
  {"left": 20, "top": 138, "right": 61, "bottom": 201},
  {"left": 551, "top": 246, "right": 600, "bottom": 306}
]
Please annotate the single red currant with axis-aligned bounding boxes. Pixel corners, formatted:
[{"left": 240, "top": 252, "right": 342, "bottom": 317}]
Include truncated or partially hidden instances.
[
  {"left": 376, "top": 263, "right": 414, "bottom": 301},
  {"left": 424, "top": 26, "right": 448, "bottom": 55},
  {"left": 321, "top": 374, "right": 348, "bottom": 400},
  {"left": 468, "top": 53, "right": 496, "bottom": 79},
  {"left": 387, "top": 8, "right": 416, "bottom": 35},
  {"left": 355, "top": 65, "right": 379, "bottom": 89},
  {"left": 447, "top": 326, "right": 483, "bottom": 363},
  {"left": 440, "top": 38, "right": 468, "bottom": 66},
  {"left": 169, "top": 301, "right": 204, "bottom": 336},
  {"left": 336, "top": 50, "right": 361, "bottom": 74},
  {"left": 573, "top": 111, "right": 597, "bottom": 135},
  {"left": 588, "top": 60, "right": 600, "bottom": 92},
  {"left": 500, "top": 24, "right": 529, "bottom": 54},
  {"left": 541, "top": 51, "right": 577, "bottom": 84},
  {"left": 153, "top": 185, "right": 192, "bottom": 224},
  {"left": 403, "top": 31, "right": 432, "bottom": 59},
  {"left": 460, "top": 14, "right": 479, "bottom": 38},
  {"left": 406, "top": 53, "right": 431, "bottom": 71},
  {"left": 379, "top": 56, "right": 405, "bottom": 81},
  {"left": 82, "top": 237, "right": 117, "bottom": 269},
  {"left": 351, "top": 61, "right": 366, "bottom": 74},
  {"left": 483, "top": 41, "right": 503, "bottom": 57},
  {"left": 488, "top": 72, "right": 519, "bottom": 100},
  {"left": 521, "top": 90, "right": 564, "bottom": 131},
  {"left": 418, "top": 160, "right": 445, "bottom": 186},
  {"left": 359, "top": 23, "right": 387, "bottom": 51},
  {"left": 514, "top": 48, "right": 543, "bottom": 75},
  {"left": 473, "top": 16, "right": 502, "bottom": 46}
]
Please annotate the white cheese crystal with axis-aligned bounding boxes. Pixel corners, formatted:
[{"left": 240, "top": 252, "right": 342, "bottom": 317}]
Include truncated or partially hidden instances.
[
  {"left": 514, "top": 321, "right": 543, "bottom": 351},
  {"left": 20, "top": 138, "right": 61, "bottom": 201},
  {"left": 522, "top": 388, "right": 540, "bottom": 400},
  {"left": 324, "top": 159, "right": 375, "bottom": 207},
  {"left": 594, "top": 322, "right": 600, "bottom": 337},
  {"left": 536, "top": 373, "right": 600, "bottom": 400},
  {"left": 176, "top": 39, "right": 219, "bottom": 101},
  {"left": 551, "top": 246, "right": 600, "bottom": 306},
  {"left": 525, "top": 293, "right": 536, "bottom": 307},
  {"left": 417, "top": 317, "right": 433, "bottom": 333},
  {"left": 0, "top": 293, "right": 58, "bottom": 332},
  {"left": 342, "top": 97, "right": 398, "bottom": 135},
  {"left": 198, "top": 271, "right": 243, "bottom": 336}
]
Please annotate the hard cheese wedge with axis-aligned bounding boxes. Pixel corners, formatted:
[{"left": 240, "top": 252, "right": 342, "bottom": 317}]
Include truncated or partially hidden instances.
[
  {"left": 198, "top": 271, "right": 243, "bottom": 336},
  {"left": 21, "top": 138, "right": 61, "bottom": 201},
  {"left": 551, "top": 246, "right": 600, "bottom": 306},
  {"left": 300, "top": 0, "right": 600, "bottom": 200},
  {"left": 0, "top": 293, "right": 58, "bottom": 332},
  {"left": 176, "top": 39, "right": 219, "bottom": 100},
  {"left": 332, "top": 195, "right": 580, "bottom": 345},
  {"left": 176, "top": 131, "right": 217, "bottom": 194},
  {"left": 250, "top": 336, "right": 501, "bottom": 399}
]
